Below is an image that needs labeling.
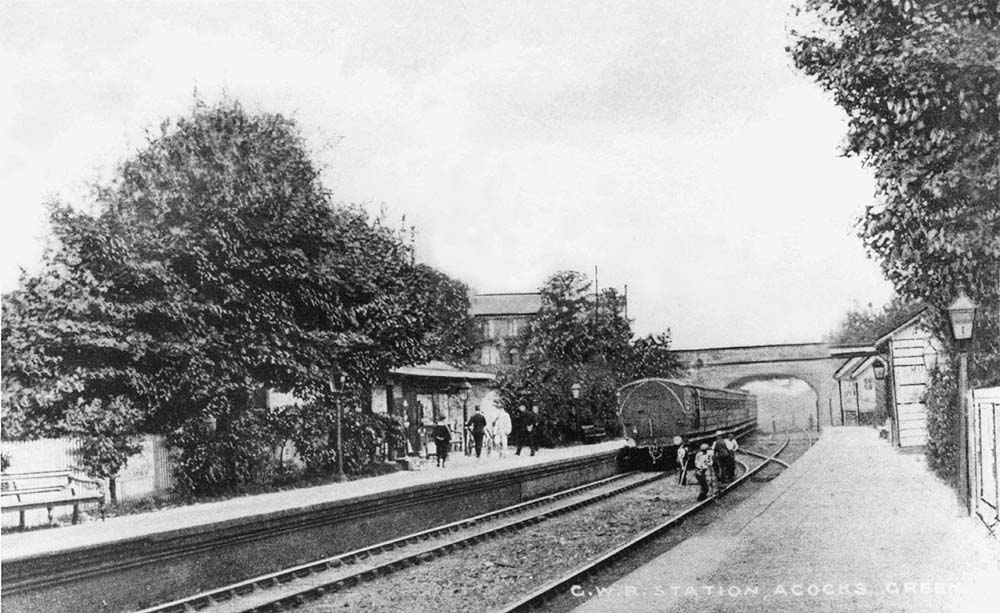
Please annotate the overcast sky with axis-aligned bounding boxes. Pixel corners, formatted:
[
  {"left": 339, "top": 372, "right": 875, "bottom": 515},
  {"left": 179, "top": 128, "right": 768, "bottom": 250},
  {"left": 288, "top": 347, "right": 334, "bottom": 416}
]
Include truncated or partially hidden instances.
[{"left": 1, "top": 0, "right": 894, "bottom": 348}]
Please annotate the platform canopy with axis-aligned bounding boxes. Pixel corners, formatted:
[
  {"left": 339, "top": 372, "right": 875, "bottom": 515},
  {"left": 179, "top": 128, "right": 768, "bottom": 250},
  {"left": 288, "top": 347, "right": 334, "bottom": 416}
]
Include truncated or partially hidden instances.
[{"left": 390, "top": 360, "right": 495, "bottom": 382}]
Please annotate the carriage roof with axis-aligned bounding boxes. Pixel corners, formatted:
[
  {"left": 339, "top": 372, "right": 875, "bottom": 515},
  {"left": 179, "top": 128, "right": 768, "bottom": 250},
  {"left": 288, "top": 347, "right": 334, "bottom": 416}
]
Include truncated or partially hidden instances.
[{"left": 617, "top": 378, "right": 751, "bottom": 397}]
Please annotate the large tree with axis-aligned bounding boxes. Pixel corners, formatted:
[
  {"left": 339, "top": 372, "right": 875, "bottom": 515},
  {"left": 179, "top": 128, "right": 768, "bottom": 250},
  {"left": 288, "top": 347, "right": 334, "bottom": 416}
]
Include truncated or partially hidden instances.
[
  {"left": 498, "top": 271, "right": 683, "bottom": 442},
  {"left": 789, "top": 0, "right": 999, "bottom": 384},
  {"left": 1, "top": 101, "right": 467, "bottom": 491},
  {"left": 790, "top": 1, "right": 1000, "bottom": 487}
]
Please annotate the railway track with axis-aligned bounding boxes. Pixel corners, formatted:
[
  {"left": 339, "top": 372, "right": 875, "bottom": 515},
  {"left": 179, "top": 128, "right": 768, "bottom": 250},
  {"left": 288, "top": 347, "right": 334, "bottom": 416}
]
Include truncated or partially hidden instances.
[
  {"left": 139, "top": 432, "right": 797, "bottom": 613},
  {"left": 137, "top": 470, "right": 665, "bottom": 613},
  {"left": 495, "top": 434, "right": 792, "bottom": 613}
]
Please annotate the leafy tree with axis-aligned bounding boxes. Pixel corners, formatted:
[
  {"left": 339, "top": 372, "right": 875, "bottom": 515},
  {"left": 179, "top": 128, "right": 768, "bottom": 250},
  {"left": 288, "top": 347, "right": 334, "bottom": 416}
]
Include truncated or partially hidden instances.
[
  {"left": 2, "top": 100, "right": 470, "bottom": 493},
  {"left": 628, "top": 332, "right": 685, "bottom": 381},
  {"left": 498, "top": 271, "right": 683, "bottom": 443},
  {"left": 790, "top": 0, "right": 1000, "bottom": 485},
  {"left": 789, "top": 0, "right": 999, "bottom": 382},
  {"left": 825, "top": 296, "right": 925, "bottom": 345},
  {"left": 410, "top": 264, "right": 477, "bottom": 365}
]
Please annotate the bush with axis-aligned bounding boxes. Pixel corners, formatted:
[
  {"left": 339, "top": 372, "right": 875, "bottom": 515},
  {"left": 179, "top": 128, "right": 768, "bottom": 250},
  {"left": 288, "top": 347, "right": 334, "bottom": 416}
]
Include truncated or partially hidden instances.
[
  {"left": 169, "top": 410, "right": 291, "bottom": 495},
  {"left": 289, "top": 401, "right": 405, "bottom": 475},
  {"left": 924, "top": 367, "right": 959, "bottom": 485}
]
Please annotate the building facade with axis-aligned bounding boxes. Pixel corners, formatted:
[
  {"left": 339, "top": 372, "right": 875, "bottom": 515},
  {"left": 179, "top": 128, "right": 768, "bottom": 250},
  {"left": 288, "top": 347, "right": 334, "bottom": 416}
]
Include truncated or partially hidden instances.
[
  {"left": 469, "top": 293, "right": 542, "bottom": 368},
  {"left": 874, "top": 310, "right": 943, "bottom": 449}
]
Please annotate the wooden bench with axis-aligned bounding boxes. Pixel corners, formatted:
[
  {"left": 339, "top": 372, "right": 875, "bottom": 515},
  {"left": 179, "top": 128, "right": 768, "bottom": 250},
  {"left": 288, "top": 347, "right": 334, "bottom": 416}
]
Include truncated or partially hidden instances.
[
  {"left": 580, "top": 425, "right": 606, "bottom": 444},
  {"left": 1, "top": 470, "right": 106, "bottom": 528}
]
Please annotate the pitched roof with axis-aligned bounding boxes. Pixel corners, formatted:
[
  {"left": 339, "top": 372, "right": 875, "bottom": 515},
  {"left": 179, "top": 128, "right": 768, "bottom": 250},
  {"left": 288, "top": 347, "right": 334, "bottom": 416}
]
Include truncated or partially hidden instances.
[
  {"left": 390, "top": 361, "right": 495, "bottom": 381},
  {"left": 469, "top": 293, "right": 543, "bottom": 316},
  {"left": 873, "top": 306, "right": 929, "bottom": 348}
]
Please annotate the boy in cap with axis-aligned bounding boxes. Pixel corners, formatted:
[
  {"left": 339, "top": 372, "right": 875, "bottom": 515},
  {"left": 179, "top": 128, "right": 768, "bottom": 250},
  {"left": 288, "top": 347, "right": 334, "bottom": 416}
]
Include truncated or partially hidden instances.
[{"left": 694, "top": 443, "right": 711, "bottom": 501}]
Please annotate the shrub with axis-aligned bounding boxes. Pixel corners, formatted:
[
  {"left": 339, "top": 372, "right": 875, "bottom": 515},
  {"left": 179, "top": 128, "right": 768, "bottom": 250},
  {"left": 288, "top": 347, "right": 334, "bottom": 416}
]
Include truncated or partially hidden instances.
[
  {"left": 169, "top": 410, "right": 288, "bottom": 495},
  {"left": 924, "top": 367, "right": 959, "bottom": 485},
  {"left": 289, "top": 400, "right": 405, "bottom": 475}
]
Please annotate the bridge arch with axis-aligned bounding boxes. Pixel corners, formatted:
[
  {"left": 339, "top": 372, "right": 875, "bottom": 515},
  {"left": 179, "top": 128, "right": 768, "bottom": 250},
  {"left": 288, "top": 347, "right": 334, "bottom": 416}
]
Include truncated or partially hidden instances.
[
  {"left": 726, "top": 374, "right": 820, "bottom": 431},
  {"left": 672, "top": 343, "right": 844, "bottom": 428}
]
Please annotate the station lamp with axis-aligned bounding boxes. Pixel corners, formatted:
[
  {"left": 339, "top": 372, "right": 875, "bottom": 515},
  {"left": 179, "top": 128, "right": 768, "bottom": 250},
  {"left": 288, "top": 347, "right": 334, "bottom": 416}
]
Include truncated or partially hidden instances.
[
  {"left": 946, "top": 289, "right": 977, "bottom": 515},
  {"left": 460, "top": 381, "right": 473, "bottom": 455},
  {"left": 570, "top": 382, "right": 582, "bottom": 400},
  {"left": 329, "top": 369, "right": 348, "bottom": 482},
  {"left": 946, "top": 290, "right": 977, "bottom": 347},
  {"left": 872, "top": 359, "right": 886, "bottom": 381}
]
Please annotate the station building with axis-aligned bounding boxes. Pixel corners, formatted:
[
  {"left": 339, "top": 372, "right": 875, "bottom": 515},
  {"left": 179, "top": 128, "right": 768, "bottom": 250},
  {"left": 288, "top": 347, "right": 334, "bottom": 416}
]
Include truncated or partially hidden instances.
[{"left": 469, "top": 292, "right": 542, "bottom": 368}]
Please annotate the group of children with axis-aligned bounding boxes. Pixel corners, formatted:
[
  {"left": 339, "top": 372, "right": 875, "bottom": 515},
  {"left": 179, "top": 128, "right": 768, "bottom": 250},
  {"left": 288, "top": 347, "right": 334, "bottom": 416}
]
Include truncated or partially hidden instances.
[{"left": 675, "top": 430, "right": 739, "bottom": 501}]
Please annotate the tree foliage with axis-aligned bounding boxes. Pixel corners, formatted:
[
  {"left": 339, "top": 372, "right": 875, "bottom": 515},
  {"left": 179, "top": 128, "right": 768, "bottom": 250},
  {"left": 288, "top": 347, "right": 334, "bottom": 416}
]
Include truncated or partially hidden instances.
[
  {"left": 2, "top": 100, "right": 472, "bottom": 492},
  {"left": 498, "top": 271, "right": 683, "bottom": 443},
  {"left": 826, "top": 295, "right": 925, "bottom": 345},
  {"left": 790, "top": 0, "right": 999, "bottom": 383},
  {"left": 790, "top": 1, "right": 1000, "bottom": 485}
]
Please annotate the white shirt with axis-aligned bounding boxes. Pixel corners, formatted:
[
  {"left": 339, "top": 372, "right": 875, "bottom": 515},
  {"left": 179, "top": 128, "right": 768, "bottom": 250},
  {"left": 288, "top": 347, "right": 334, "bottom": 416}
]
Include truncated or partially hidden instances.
[{"left": 493, "top": 411, "right": 512, "bottom": 436}]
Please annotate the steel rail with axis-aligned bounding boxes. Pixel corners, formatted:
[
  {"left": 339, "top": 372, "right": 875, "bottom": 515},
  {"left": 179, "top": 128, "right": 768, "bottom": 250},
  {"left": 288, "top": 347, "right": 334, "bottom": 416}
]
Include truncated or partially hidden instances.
[
  {"left": 137, "top": 471, "right": 664, "bottom": 613},
  {"left": 494, "top": 435, "right": 792, "bottom": 613},
  {"left": 738, "top": 448, "right": 790, "bottom": 468}
]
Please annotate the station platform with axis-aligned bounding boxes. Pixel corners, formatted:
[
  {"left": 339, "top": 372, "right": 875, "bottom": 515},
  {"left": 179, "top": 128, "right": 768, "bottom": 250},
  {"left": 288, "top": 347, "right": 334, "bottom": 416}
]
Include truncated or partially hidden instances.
[
  {"left": 576, "top": 427, "right": 1000, "bottom": 613},
  {"left": 1, "top": 441, "right": 623, "bottom": 561}
]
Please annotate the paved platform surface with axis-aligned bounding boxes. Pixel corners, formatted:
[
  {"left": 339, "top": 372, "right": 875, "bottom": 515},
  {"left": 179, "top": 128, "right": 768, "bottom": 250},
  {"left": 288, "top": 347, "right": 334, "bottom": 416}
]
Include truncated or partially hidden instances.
[
  {"left": 576, "top": 427, "right": 1000, "bottom": 613},
  {"left": 2, "top": 441, "right": 622, "bottom": 561}
]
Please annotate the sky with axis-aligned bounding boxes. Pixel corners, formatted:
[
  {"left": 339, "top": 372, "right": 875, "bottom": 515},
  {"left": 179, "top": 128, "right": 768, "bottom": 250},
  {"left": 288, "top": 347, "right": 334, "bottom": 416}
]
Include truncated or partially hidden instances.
[{"left": 1, "top": 0, "right": 894, "bottom": 349}]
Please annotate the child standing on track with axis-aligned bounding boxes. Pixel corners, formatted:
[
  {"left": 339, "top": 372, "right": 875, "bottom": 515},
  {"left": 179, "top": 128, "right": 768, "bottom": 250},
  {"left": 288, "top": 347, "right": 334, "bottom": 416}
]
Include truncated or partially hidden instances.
[
  {"left": 676, "top": 438, "right": 689, "bottom": 485},
  {"left": 694, "top": 444, "right": 711, "bottom": 501}
]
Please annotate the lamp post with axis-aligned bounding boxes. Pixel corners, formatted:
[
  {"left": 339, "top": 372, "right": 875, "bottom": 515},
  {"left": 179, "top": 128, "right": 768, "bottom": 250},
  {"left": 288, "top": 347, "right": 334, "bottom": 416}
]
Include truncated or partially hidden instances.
[
  {"left": 571, "top": 382, "right": 582, "bottom": 442},
  {"left": 947, "top": 290, "right": 977, "bottom": 514},
  {"left": 460, "top": 381, "right": 472, "bottom": 456},
  {"left": 330, "top": 371, "right": 347, "bottom": 482}
]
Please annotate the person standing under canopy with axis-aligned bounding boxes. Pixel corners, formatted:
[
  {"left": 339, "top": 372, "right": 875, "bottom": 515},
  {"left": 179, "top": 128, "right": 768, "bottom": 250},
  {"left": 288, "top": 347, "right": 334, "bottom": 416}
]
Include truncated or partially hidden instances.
[
  {"left": 466, "top": 406, "right": 487, "bottom": 458},
  {"left": 433, "top": 417, "right": 452, "bottom": 468}
]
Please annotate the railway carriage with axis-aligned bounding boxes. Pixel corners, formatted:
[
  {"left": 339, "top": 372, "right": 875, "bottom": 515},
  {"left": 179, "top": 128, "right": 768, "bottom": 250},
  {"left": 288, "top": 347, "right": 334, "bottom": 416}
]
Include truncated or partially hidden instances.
[{"left": 616, "top": 378, "right": 757, "bottom": 470}]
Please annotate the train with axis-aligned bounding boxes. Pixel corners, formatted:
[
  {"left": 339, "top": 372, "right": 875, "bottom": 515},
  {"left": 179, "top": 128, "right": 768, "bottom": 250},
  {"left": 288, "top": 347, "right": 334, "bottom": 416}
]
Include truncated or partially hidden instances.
[{"left": 616, "top": 378, "right": 758, "bottom": 470}]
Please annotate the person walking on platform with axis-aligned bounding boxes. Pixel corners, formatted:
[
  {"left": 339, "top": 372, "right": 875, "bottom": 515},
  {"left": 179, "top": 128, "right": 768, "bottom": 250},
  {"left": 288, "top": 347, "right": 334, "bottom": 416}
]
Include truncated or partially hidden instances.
[
  {"left": 516, "top": 405, "right": 539, "bottom": 456},
  {"left": 466, "top": 406, "right": 487, "bottom": 458},
  {"left": 514, "top": 405, "right": 528, "bottom": 455},
  {"left": 433, "top": 417, "right": 452, "bottom": 468},
  {"left": 676, "top": 438, "right": 689, "bottom": 485},
  {"left": 694, "top": 443, "right": 711, "bottom": 501},
  {"left": 493, "top": 406, "right": 512, "bottom": 458},
  {"left": 725, "top": 433, "right": 739, "bottom": 482}
]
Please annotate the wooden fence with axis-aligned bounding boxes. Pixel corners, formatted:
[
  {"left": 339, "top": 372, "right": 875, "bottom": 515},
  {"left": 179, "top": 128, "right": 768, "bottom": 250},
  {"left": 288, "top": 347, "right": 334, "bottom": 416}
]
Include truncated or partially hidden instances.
[
  {"left": 2, "top": 435, "right": 175, "bottom": 504},
  {"left": 971, "top": 386, "right": 1000, "bottom": 539}
]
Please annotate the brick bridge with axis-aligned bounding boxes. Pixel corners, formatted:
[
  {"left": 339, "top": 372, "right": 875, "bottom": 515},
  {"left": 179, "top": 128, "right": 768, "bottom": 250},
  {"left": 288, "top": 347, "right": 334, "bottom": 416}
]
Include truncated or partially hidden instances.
[{"left": 672, "top": 342, "right": 845, "bottom": 428}]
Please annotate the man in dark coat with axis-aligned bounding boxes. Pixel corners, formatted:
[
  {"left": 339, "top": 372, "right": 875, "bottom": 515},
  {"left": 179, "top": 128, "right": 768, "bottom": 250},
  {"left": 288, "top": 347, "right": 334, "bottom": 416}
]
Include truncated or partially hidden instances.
[
  {"left": 433, "top": 417, "right": 452, "bottom": 467},
  {"left": 515, "top": 404, "right": 538, "bottom": 456},
  {"left": 712, "top": 430, "right": 732, "bottom": 486},
  {"left": 466, "top": 406, "right": 487, "bottom": 458}
]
